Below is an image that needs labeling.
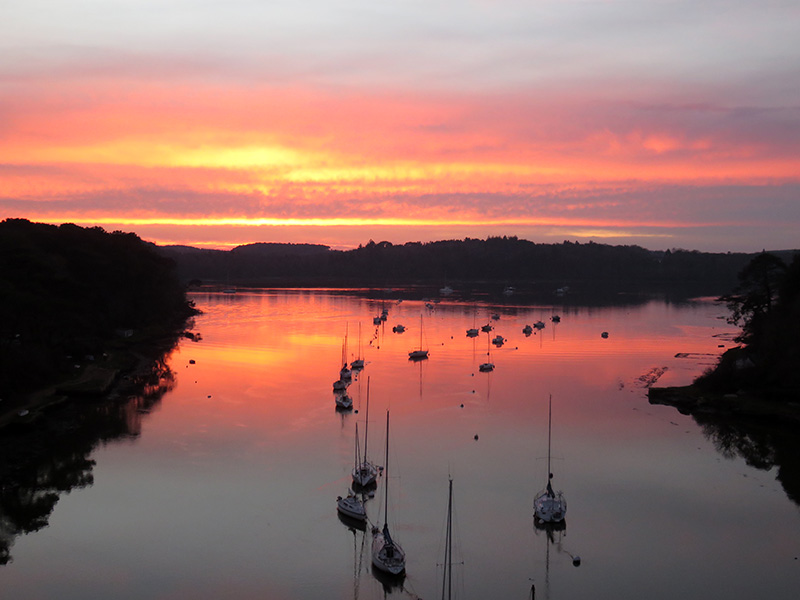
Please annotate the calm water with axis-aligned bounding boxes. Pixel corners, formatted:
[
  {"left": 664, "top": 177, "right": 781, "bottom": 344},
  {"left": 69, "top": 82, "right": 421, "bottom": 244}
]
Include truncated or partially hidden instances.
[{"left": 2, "top": 289, "right": 799, "bottom": 599}]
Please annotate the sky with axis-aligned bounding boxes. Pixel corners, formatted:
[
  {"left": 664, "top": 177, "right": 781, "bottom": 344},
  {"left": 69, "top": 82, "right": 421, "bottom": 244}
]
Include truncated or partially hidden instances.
[{"left": 1, "top": 0, "right": 799, "bottom": 252}]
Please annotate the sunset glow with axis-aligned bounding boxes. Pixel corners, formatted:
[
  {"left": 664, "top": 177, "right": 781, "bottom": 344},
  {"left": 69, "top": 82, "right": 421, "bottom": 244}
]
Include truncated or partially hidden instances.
[{"left": 2, "top": 1, "right": 799, "bottom": 251}]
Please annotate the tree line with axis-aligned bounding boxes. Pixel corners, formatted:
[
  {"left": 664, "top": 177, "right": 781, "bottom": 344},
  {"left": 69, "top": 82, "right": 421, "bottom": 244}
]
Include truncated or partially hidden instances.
[
  {"left": 160, "top": 236, "right": 757, "bottom": 291},
  {"left": 0, "top": 219, "right": 196, "bottom": 399}
]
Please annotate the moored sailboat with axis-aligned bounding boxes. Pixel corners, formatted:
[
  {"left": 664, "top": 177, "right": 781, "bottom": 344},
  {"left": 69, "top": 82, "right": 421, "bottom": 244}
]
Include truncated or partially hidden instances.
[
  {"left": 352, "top": 378, "right": 378, "bottom": 488},
  {"left": 350, "top": 322, "right": 365, "bottom": 370},
  {"left": 534, "top": 394, "right": 567, "bottom": 524},
  {"left": 372, "top": 410, "right": 406, "bottom": 576},
  {"left": 408, "top": 314, "right": 429, "bottom": 360}
]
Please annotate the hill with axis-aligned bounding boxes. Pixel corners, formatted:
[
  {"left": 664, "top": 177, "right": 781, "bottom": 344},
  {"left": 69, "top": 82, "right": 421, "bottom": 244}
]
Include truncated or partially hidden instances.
[
  {"left": 158, "top": 236, "right": 756, "bottom": 295},
  {"left": 0, "top": 219, "right": 197, "bottom": 403}
]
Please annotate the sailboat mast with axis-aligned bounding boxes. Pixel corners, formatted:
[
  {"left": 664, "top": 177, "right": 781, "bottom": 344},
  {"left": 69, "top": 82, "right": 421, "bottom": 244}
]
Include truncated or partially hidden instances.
[
  {"left": 383, "top": 411, "right": 390, "bottom": 526},
  {"left": 547, "top": 394, "right": 552, "bottom": 479},
  {"left": 363, "top": 377, "right": 370, "bottom": 462},
  {"left": 354, "top": 423, "right": 361, "bottom": 470},
  {"left": 441, "top": 477, "right": 453, "bottom": 600}
]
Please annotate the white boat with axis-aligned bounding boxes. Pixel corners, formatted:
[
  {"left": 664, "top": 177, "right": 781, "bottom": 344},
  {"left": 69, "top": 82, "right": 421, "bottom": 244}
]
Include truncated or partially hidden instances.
[
  {"left": 351, "top": 322, "right": 365, "bottom": 370},
  {"left": 534, "top": 395, "right": 567, "bottom": 524},
  {"left": 372, "top": 411, "right": 406, "bottom": 576},
  {"left": 408, "top": 315, "right": 429, "bottom": 360},
  {"left": 352, "top": 379, "right": 378, "bottom": 488},
  {"left": 337, "top": 489, "right": 366, "bottom": 522},
  {"left": 503, "top": 286, "right": 515, "bottom": 296}
]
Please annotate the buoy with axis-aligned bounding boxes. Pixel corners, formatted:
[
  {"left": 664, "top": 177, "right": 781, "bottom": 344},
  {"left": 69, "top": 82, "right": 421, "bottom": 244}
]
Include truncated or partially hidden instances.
[
  {"left": 460, "top": 404, "right": 464, "bottom": 408},
  {"left": 474, "top": 434, "right": 479, "bottom": 440},
  {"left": 573, "top": 556, "right": 581, "bottom": 566}
]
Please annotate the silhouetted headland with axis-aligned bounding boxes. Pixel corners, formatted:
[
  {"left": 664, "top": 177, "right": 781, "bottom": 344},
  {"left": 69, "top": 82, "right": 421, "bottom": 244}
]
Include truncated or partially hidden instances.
[
  {"left": 0, "top": 218, "right": 199, "bottom": 430},
  {"left": 650, "top": 251, "right": 800, "bottom": 423},
  {"left": 158, "top": 236, "right": 772, "bottom": 300}
]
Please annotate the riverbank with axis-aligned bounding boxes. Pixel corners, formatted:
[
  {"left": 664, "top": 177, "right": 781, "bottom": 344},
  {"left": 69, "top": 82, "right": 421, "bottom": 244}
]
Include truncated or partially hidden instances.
[
  {"left": 0, "top": 323, "right": 193, "bottom": 432},
  {"left": 648, "top": 385, "right": 800, "bottom": 425}
]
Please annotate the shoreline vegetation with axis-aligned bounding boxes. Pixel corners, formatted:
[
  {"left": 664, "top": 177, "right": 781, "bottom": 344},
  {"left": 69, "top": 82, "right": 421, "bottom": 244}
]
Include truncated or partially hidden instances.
[
  {"left": 649, "top": 251, "right": 800, "bottom": 424},
  {"left": 0, "top": 219, "right": 199, "bottom": 431},
  {"left": 3, "top": 218, "right": 798, "bottom": 430}
]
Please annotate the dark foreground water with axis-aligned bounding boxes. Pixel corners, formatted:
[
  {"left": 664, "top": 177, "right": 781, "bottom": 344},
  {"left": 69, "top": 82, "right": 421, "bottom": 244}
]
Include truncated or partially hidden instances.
[{"left": 1, "top": 289, "right": 798, "bottom": 599}]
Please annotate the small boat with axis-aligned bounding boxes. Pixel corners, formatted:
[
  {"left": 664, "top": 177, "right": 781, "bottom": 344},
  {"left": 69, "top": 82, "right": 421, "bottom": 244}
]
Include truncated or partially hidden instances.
[
  {"left": 481, "top": 323, "right": 493, "bottom": 333},
  {"left": 480, "top": 331, "right": 495, "bottom": 372},
  {"left": 551, "top": 315, "right": 561, "bottom": 323},
  {"left": 466, "top": 328, "right": 479, "bottom": 337},
  {"left": 522, "top": 324, "right": 533, "bottom": 335},
  {"left": 353, "top": 380, "right": 378, "bottom": 488},
  {"left": 503, "top": 286, "right": 515, "bottom": 296},
  {"left": 333, "top": 379, "right": 348, "bottom": 392},
  {"left": 373, "top": 316, "right": 382, "bottom": 325},
  {"left": 351, "top": 322, "right": 365, "bottom": 370},
  {"left": 440, "top": 285, "right": 454, "bottom": 295},
  {"left": 534, "top": 320, "right": 545, "bottom": 330},
  {"left": 408, "top": 315, "right": 429, "bottom": 360},
  {"left": 335, "top": 391, "right": 353, "bottom": 410},
  {"left": 392, "top": 324, "right": 405, "bottom": 333},
  {"left": 601, "top": 331, "right": 609, "bottom": 338},
  {"left": 491, "top": 313, "right": 500, "bottom": 321},
  {"left": 337, "top": 489, "right": 366, "bottom": 522},
  {"left": 492, "top": 335, "right": 504, "bottom": 346},
  {"left": 372, "top": 411, "right": 406, "bottom": 576},
  {"left": 534, "top": 395, "right": 567, "bottom": 524},
  {"left": 339, "top": 326, "right": 352, "bottom": 380}
]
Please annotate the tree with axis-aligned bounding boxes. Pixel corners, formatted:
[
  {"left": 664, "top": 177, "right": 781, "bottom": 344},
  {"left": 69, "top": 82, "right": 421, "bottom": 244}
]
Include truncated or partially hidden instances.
[{"left": 722, "top": 252, "right": 786, "bottom": 344}]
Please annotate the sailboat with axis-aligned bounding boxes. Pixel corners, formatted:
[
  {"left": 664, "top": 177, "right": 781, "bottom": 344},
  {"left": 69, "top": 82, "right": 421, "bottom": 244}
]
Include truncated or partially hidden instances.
[
  {"left": 352, "top": 378, "right": 378, "bottom": 488},
  {"left": 338, "top": 422, "right": 368, "bottom": 522},
  {"left": 466, "top": 305, "right": 479, "bottom": 337},
  {"left": 372, "top": 410, "right": 406, "bottom": 576},
  {"left": 479, "top": 330, "right": 495, "bottom": 372},
  {"left": 534, "top": 394, "right": 567, "bottom": 524},
  {"left": 340, "top": 324, "right": 352, "bottom": 381},
  {"left": 335, "top": 390, "right": 353, "bottom": 410},
  {"left": 408, "top": 314, "right": 429, "bottom": 360},
  {"left": 350, "top": 322, "right": 365, "bottom": 370}
]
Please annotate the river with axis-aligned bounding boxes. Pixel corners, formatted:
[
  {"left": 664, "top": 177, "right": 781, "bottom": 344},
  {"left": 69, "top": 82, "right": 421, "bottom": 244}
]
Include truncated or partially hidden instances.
[{"left": 1, "top": 288, "right": 798, "bottom": 599}]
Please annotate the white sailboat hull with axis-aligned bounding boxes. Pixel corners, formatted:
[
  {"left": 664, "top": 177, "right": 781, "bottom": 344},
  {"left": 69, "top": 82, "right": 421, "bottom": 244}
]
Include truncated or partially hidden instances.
[
  {"left": 337, "top": 493, "right": 366, "bottom": 521},
  {"left": 371, "top": 529, "right": 406, "bottom": 575},
  {"left": 534, "top": 489, "right": 567, "bottom": 523},
  {"left": 352, "top": 462, "right": 378, "bottom": 488}
]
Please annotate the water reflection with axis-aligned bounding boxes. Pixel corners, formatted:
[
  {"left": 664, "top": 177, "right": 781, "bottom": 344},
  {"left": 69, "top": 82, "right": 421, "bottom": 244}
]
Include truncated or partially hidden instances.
[
  {"left": 694, "top": 413, "right": 800, "bottom": 505},
  {"left": 0, "top": 355, "right": 176, "bottom": 565}
]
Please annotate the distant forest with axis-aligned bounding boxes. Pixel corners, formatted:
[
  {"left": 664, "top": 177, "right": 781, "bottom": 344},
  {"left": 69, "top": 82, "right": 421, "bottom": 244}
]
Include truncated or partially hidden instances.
[
  {"left": 0, "top": 219, "right": 196, "bottom": 398},
  {"left": 159, "top": 237, "right": 768, "bottom": 294}
]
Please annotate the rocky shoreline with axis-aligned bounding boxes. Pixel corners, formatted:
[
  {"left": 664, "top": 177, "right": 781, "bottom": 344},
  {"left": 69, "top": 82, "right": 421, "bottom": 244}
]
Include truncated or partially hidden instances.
[
  {"left": 0, "top": 325, "right": 193, "bottom": 432},
  {"left": 648, "top": 385, "right": 800, "bottom": 425}
]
